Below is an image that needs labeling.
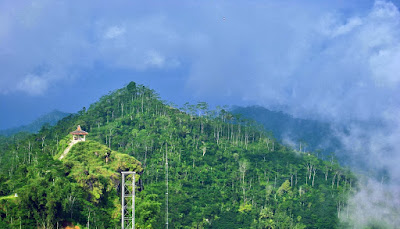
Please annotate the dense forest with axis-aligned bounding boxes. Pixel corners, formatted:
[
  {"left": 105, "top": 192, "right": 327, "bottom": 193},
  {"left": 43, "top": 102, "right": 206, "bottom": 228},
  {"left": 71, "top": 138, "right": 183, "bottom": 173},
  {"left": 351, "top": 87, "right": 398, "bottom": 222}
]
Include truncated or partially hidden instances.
[
  {"left": 0, "top": 82, "right": 356, "bottom": 228},
  {"left": 230, "top": 106, "right": 346, "bottom": 163}
]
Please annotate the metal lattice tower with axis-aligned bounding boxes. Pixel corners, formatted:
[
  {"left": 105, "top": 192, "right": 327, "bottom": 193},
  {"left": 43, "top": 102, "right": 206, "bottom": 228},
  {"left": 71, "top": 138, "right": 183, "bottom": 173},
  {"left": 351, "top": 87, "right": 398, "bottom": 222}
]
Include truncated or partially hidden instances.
[{"left": 121, "top": 171, "right": 136, "bottom": 229}]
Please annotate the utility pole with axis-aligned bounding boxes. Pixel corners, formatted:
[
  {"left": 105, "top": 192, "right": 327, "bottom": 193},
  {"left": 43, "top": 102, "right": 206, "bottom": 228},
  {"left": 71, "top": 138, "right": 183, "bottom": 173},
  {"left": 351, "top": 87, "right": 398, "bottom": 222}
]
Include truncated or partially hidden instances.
[
  {"left": 121, "top": 171, "right": 136, "bottom": 229},
  {"left": 165, "top": 145, "right": 169, "bottom": 229}
]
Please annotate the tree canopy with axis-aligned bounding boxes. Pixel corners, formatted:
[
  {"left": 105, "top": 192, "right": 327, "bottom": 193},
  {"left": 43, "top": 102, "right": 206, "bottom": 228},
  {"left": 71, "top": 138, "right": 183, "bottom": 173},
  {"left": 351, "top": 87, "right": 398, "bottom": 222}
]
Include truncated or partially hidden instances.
[{"left": 0, "top": 81, "right": 356, "bottom": 228}]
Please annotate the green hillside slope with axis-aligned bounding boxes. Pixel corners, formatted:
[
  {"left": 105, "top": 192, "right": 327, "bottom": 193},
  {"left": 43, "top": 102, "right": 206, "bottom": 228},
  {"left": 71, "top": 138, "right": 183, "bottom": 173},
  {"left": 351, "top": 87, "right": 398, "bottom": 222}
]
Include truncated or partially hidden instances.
[
  {"left": 231, "top": 106, "right": 345, "bottom": 161},
  {"left": 0, "top": 82, "right": 354, "bottom": 228},
  {"left": 0, "top": 136, "right": 143, "bottom": 228}
]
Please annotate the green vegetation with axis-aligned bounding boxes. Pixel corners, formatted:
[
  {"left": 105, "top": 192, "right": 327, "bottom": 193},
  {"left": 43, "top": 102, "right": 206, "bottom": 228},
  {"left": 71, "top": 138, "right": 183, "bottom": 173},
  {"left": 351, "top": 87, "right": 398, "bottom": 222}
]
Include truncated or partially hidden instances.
[
  {"left": 0, "top": 81, "right": 355, "bottom": 228},
  {"left": 231, "top": 106, "right": 344, "bottom": 161},
  {"left": 0, "top": 136, "right": 144, "bottom": 228}
]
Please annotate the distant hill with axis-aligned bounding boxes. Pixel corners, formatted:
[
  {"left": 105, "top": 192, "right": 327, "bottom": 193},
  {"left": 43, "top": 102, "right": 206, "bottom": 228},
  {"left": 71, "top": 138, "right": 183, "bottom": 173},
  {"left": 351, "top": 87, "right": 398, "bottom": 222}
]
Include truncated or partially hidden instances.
[
  {"left": 0, "top": 110, "right": 70, "bottom": 136},
  {"left": 231, "top": 106, "right": 345, "bottom": 160}
]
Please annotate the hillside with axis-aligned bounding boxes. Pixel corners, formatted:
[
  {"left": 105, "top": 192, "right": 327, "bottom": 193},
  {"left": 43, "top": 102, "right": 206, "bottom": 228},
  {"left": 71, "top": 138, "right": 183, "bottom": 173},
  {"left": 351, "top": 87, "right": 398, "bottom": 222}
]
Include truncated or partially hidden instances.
[
  {"left": 0, "top": 136, "right": 143, "bottom": 228},
  {"left": 0, "top": 110, "right": 71, "bottom": 136},
  {"left": 0, "top": 82, "right": 355, "bottom": 228},
  {"left": 231, "top": 106, "right": 346, "bottom": 161}
]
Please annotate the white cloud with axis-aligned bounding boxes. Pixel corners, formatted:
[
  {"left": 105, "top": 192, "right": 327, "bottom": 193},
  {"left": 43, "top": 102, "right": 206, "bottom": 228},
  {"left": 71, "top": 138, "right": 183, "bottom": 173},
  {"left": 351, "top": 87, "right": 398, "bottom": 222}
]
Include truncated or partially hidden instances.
[
  {"left": 369, "top": 45, "right": 400, "bottom": 86},
  {"left": 322, "top": 16, "right": 363, "bottom": 38},
  {"left": 0, "top": 1, "right": 182, "bottom": 95},
  {"left": 183, "top": 0, "right": 400, "bottom": 123},
  {"left": 144, "top": 50, "right": 165, "bottom": 68},
  {"left": 17, "top": 74, "right": 49, "bottom": 96},
  {"left": 104, "top": 25, "right": 126, "bottom": 39},
  {"left": 372, "top": 0, "right": 400, "bottom": 18},
  {"left": 344, "top": 179, "right": 400, "bottom": 228}
]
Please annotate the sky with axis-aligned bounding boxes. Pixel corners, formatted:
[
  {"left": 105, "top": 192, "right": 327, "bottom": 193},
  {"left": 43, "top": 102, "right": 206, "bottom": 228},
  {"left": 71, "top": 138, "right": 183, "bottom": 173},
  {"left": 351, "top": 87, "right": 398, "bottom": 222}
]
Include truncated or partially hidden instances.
[
  {"left": 1, "top": 0, "right": 387, "bottom": 129},
  {"left": 1, "top": 0, "right": 400, "bottom": 227}
]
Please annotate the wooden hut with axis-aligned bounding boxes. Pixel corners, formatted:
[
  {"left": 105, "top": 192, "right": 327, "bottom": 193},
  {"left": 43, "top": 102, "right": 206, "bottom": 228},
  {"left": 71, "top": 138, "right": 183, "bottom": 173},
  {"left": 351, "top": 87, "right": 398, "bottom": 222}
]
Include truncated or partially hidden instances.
[{"left": 70, "top": 125, "right": 88, "bottom": 142}]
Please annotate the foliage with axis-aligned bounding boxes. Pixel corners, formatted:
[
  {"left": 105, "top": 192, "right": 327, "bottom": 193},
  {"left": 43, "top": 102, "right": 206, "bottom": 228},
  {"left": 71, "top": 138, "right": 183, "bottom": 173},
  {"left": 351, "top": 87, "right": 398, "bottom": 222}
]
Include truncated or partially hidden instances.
[
  {"left": 0, "top": 81, "right": 356, "bottom": 228},
  {"left": 231, "top": 106, "right": 345, "bottom": 162}
]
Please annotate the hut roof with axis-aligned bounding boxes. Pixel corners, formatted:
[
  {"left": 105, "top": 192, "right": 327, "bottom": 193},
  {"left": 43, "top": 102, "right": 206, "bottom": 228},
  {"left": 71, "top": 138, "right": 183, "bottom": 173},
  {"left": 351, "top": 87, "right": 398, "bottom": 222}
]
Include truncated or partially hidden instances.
[{"left": 70, "top": 125, "right": 88, "bottom": 135}]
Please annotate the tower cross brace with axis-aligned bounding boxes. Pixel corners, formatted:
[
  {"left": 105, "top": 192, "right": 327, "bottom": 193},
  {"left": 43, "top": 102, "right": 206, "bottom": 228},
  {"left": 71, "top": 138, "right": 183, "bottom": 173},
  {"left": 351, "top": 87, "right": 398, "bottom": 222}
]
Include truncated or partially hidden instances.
[{"left": 121, "top": 171, "right": 136, "bottom": 229}]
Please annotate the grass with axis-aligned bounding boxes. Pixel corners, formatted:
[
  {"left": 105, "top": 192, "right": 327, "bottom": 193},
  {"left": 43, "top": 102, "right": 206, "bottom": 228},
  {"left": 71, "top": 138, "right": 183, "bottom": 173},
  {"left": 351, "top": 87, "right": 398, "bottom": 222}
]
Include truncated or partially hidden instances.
[{"left": 61, "top": 140, "right": 142, "bottom": 204}]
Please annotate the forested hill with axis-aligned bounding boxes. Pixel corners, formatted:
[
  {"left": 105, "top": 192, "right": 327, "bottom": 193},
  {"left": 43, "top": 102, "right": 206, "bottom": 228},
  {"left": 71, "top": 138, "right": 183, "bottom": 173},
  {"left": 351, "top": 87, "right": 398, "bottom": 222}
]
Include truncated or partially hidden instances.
[
  {"left": 0, "top": 110, "right": 70, "bottom": 136},
  {"left": 231, "top": 106, "right": 345, "bottom": 161},
  {"left": 0, "top": 82, "right": 355, "bottom": 228}
]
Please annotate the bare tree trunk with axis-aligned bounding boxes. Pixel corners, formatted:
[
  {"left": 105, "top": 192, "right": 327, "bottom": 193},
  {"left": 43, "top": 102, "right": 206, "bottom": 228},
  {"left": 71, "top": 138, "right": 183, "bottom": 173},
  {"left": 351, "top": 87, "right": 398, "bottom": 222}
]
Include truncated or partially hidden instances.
[
  {"left": 325, "top": 166, "right": 329, "bottom": 181},
  {"left": 141, "top": 96, "right": 144, "bottom": 113},
  {"left": 291, "top": 174, "right": 293, "bottom": 187},
  {"left": 87, "top": 208, "right": 91, "bottom": 229},
  {"left": 41, "top": 136, "right": 46, "bottom": 152},
  {"left": 312, "top": 168, "right": 316, "bottom": 187},
  {"left": 332, "top": 172, "right": 338, "bottom": 189}
]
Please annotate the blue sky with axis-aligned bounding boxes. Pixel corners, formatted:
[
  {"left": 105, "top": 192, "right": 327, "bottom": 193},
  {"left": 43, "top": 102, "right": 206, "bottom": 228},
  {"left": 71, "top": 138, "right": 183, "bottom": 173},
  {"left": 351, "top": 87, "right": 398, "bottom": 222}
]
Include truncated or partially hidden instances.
[
  {"left": 1, "top": 0, "right": 400, "bottom": 226},
  {"left": 2, "top": 0, "right": 395, "bottom": 129}
]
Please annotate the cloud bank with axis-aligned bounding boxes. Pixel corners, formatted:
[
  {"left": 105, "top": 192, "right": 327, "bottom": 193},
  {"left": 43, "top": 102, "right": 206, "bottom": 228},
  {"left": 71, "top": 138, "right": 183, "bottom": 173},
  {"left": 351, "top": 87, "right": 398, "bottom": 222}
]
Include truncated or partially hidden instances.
[{"left": 184, "top": 1, "right": 400, "bottom": 124}]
